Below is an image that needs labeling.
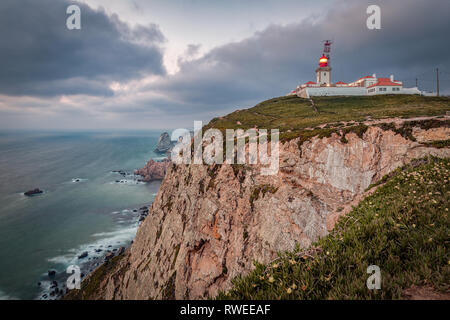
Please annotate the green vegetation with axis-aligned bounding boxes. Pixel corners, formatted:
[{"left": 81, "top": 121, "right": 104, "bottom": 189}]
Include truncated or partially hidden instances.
[
  {"left": 375, "top": 119, "right": 450, "bottom": 143},
  {"left": 217, "top": 157, "right": 450, "bottom": 300},
  {"left": 250, "top": 184, "right": 278, "bottom": 211},
  {"left": 204, "top": 95, "right": 450, "bottom": 143},
  {"left": 206, "top": 164, "right": 220, "bottom": 191},
  {"left": 294, "top": 123, "right": 369, "bottom": 147},
  {"left": 64, "top": 254, "right": 127, "bottom": 300},
  {"left": 162, "top": 272, "right": 176, "bottom": 300},
  {"left": 424, "top": 139, "right": 450, "bottom": 149}
]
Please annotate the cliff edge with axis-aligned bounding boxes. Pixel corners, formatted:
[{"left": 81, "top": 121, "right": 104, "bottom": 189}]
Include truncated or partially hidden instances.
[{"left": 66, "top": 95, "right": 450, "bottom": 300}]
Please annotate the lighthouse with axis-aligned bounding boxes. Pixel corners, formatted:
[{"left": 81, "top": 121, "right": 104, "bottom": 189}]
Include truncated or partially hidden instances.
[
  {"left": 315, "top": 40, "right": 332, "bottom": 85},
  {"left": 290, "top": 40, "right": 422, "bottom": 98}
]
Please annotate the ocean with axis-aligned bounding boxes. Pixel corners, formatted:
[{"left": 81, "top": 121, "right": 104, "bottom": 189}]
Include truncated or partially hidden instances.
[{"left": 0, "top": 130, "right": 165, "bottom": 300}]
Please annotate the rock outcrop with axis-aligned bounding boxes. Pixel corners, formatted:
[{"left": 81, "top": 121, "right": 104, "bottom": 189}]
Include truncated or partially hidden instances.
[
  {"left": 135, "top": 159, "right": 171, "bottom": 182},
  {"left": 79, "top": 118, "right": 450, "bottom": 300},
  {"left": 24, "top": 188, "right": 43, "bottom": 196},
  {"left": 155, "top": 132, "right": 175, "bottom": 154}
]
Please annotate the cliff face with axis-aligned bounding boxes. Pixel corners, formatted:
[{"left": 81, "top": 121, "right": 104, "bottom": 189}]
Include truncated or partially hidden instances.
[{"left": 88, "top": 118, "right": 449, "bottom": 300}]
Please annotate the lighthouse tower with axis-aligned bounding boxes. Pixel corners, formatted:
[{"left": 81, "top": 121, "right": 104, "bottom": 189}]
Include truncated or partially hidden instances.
[{"left": 316, "top": 40, "right": 332, "bottom": 85}]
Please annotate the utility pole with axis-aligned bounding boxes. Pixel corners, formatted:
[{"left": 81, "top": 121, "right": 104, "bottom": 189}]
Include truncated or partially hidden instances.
[
  {"left": 436, "top": 68, "right": 439, "bottom": 97},
  {"left": 415, "top": 78, "right": 418, "bottom": 88}
]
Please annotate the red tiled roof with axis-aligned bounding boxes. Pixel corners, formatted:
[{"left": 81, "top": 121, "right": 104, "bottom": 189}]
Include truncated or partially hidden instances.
[
  {"left": 335, "top": 81, "right": 347, "bottom": 84},
  {"left": 367, "top": 78, "right": 402, "bottom": 88},
  {"left": 305, "top": 81, "right": 317, "bottom": 85},
  {"left": 358, "top": 75, "right": 375, "bottom": 80}
]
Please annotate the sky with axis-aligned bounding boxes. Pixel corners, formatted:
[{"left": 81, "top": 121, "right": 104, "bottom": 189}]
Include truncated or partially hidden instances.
[{"left": 0, "top": 0, "right": 449, "bottom": 130}]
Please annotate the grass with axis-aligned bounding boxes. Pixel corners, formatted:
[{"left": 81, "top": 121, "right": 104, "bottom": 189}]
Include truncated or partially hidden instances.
[
  {"left": 64, "top": 254, "right": 128, "bottom": 300},
  {"left": 204, "top": 95, "right": 450, "bottom": 142},
  {"left": 217, "top": 157, "right": 450, "bottom": 300}
]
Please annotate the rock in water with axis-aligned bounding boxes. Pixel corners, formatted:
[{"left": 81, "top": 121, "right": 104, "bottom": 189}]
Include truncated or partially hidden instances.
[
  {"left": 135, "top": 159, "right": 170, "bottom": 182},
  {"left": 24, "top": 188, "right": 43, "bottom": 196},
  {"left": 78, "top": 252, "right": 88, "bottom": 259},
  {"left": 154, "top": 132, "right": 174, "bottom": 154}
]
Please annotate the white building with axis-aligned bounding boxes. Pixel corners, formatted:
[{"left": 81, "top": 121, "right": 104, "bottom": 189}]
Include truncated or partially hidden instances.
[{"left": 290, "top": 44, "right": 422, "bottom": 98}]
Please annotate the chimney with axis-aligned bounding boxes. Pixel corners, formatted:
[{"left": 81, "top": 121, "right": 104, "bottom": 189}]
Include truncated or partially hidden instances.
[
  {"left": 390, "top": 75, "right": 394, "bottom": 81},
  {"left": 372, "top": 73, "right": 376, "bottom": 78}
]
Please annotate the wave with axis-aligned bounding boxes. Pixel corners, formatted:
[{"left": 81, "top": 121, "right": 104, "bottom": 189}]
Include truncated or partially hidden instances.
[
  {"left": 91, "top": 227, "right": 137, "bottom": 238},
  {"left": 110, "top": 179, "right": 146, "bottom": 185},
  {"left": 40, "top": 220, "right": 138, "bottom": 299},
  {"left": 47, "top": 225, "right": 137, "bottom": 266},
  {"left": 152, "top": 156, "right": 168, "bottom": 161},
  {"left": 0, "top": 289, "right": 18, "bottom": 300}
]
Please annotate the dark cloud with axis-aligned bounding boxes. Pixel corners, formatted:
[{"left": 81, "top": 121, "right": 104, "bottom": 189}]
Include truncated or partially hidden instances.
[
  {"left": 0, "top": 0, "right": 166, "bottom": 96},
  {"left": 150, "top": 0, "right": 450, "bottom": 113}
]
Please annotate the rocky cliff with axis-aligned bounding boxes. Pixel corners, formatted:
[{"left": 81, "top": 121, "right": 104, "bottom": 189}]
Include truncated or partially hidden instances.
[{"left": 74, "top": 115, "right": 449, "bottom": 300}]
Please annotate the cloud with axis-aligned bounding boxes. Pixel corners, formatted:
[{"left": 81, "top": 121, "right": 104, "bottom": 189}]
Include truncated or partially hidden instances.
[
  {"left": 0, "top": 0, "right": 449, "bottom": 130},
  {"left": 147, "top": 0, "right": 450, "bottom": 112},
  {"left": 0, "top": 0, "right": 166, "bottom": 96}
]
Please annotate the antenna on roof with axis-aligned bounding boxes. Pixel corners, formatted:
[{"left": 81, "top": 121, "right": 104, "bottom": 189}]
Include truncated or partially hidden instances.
[{"left": 323, "top": 40, "right": 332, "bottom": 59}]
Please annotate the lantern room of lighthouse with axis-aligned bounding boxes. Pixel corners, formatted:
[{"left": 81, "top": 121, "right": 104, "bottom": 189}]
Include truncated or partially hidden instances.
[{"left": 315, "top": 40, "right": 332, "bottom": 85}]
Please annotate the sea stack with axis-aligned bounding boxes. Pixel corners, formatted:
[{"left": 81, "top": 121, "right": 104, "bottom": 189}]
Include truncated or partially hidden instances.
[{"left": 154, "top": 132, "right": 175, "bottom": 154}]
